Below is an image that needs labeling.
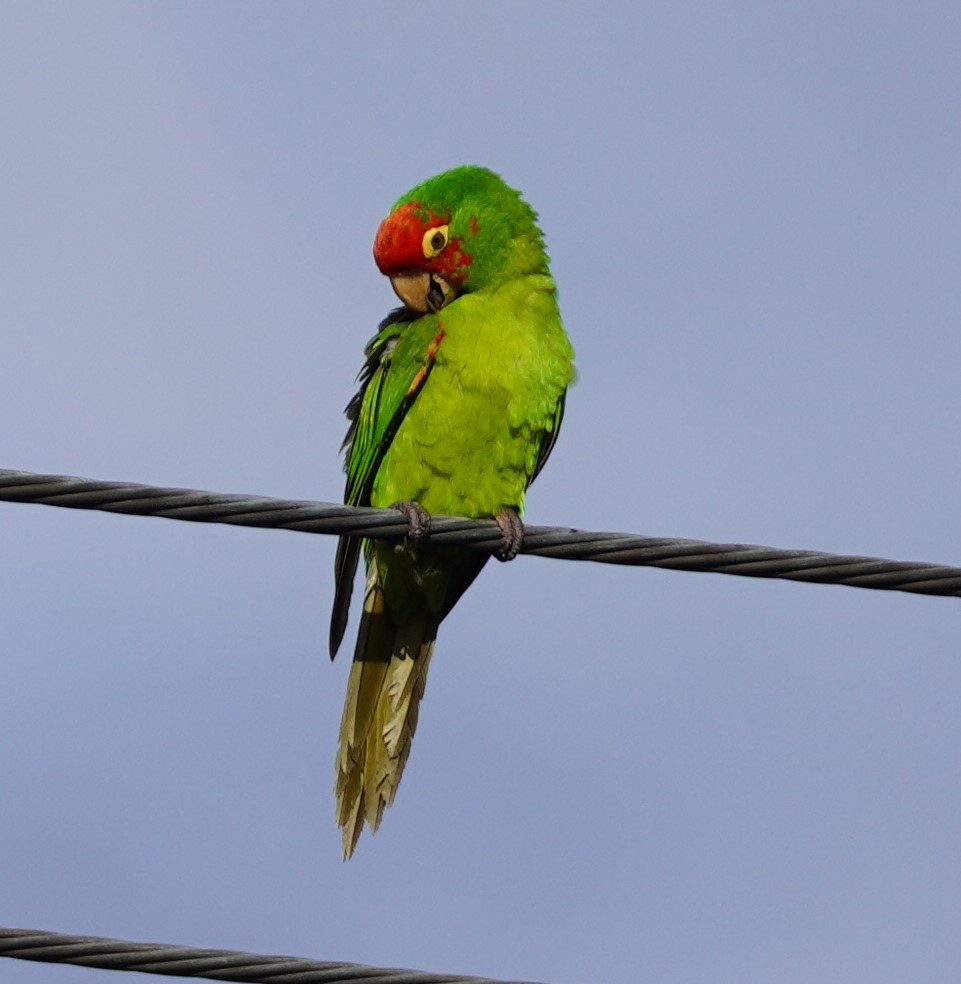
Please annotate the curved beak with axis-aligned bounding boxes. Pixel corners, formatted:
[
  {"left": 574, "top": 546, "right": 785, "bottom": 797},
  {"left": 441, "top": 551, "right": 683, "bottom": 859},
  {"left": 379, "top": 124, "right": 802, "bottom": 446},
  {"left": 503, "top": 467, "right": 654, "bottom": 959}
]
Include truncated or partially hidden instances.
[{"left": 389, "top": 271, "right": 456, "bottom": 313}]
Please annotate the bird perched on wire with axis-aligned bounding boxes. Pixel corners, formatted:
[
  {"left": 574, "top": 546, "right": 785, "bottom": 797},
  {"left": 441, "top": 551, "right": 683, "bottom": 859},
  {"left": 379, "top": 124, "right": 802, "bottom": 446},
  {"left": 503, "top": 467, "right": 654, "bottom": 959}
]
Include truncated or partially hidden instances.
[{"left": 329, "top": 165, "right": 575, "bottom": 858}]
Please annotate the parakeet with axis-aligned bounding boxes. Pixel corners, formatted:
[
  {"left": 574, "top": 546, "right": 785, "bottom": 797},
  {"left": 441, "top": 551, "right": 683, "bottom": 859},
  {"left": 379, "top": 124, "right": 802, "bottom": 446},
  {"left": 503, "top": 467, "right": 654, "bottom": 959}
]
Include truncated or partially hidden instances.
[{"left": 330, "top": 165, "right": 575, "bottom": 858}]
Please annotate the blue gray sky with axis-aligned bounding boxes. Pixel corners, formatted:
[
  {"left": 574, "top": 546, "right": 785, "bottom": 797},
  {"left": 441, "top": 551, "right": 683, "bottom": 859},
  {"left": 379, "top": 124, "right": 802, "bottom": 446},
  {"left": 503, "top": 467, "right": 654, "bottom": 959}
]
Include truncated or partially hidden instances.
[{"left": 2, "top": 3, "right": 961, "bottom": 982}]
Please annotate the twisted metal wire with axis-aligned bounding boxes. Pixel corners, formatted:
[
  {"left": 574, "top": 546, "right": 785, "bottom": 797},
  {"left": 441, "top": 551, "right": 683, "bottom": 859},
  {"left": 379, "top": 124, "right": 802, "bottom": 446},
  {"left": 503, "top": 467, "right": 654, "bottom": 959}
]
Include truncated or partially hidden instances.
[
  {"left": 2, "top": 467, "right": 960, "bottom": 598},
  {"left": 0, "top": 926, "right": 546, "bottom": 983}
]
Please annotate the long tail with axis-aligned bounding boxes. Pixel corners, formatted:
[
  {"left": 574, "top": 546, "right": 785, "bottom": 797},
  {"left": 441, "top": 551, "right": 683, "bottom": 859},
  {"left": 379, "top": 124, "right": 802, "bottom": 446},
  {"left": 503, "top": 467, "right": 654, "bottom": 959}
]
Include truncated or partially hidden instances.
[{"left": 335, "top": 566, "right": 438, "bottom": 859}]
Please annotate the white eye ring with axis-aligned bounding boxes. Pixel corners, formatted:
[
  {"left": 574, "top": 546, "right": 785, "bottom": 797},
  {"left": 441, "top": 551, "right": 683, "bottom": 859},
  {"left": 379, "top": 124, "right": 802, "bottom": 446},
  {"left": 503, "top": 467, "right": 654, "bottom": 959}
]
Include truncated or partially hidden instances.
[{"left": 422, "top": 225, "right": 449, "bottom": 259}]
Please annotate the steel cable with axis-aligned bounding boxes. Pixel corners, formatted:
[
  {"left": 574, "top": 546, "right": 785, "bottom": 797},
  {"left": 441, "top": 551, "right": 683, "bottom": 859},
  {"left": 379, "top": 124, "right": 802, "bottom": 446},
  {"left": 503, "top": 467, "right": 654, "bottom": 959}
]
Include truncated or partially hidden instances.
[
  {"left": 1, "top": 467, "right": 959, "bottom": 597},
  {"left": 0, "top": 926, "right": 547, "bottom": 983}
]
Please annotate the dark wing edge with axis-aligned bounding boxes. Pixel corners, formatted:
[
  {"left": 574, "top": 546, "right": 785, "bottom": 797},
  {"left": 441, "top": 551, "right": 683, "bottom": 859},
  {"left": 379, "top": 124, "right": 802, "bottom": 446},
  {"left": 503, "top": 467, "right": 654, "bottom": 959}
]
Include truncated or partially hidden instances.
[
  {"left": 329, "top": 534, "right": 362, "bottom": 658},
  {"left": 530, "top": 390, "right": 567, "bottom": 486}
]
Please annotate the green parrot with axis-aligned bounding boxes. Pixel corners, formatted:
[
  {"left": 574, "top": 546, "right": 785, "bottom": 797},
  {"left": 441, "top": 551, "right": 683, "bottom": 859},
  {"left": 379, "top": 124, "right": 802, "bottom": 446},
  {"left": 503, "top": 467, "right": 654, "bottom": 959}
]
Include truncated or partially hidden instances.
[{"left": 329, "top": 165, "right": 575, "bottom": 858}]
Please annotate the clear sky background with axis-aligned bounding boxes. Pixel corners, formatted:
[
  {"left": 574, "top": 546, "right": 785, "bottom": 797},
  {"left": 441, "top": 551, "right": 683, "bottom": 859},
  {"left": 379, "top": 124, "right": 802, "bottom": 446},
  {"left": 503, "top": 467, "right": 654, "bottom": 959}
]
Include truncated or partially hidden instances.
[{"left": 2, "top": 3, "right": 960, "bottom": 983}]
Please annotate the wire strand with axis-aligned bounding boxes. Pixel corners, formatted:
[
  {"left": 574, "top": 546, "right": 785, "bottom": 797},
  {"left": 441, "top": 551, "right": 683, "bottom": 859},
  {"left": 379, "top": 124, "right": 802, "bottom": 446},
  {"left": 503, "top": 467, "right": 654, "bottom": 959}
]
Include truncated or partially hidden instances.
[
  {"left": 0, "top": 926, "right": 548, "bottom": 983},
  {"left": 2, "top": 467, "right": 959, "bottom": 598}
]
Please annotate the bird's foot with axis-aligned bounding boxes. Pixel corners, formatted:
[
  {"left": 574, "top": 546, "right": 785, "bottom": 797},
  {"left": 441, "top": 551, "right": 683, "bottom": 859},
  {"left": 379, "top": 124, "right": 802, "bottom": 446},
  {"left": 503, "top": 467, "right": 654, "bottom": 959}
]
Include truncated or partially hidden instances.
[
  {"left": 494, "top": 507, "right": 524, "bottom": 562},
  {"left": 390, "top": 500, "right": 431, "bottom": 551}
]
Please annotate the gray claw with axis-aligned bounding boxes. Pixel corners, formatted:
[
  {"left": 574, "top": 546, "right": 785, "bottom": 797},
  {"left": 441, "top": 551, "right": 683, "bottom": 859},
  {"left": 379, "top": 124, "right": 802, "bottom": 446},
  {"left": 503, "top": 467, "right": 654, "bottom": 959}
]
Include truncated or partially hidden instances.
[
  {"left": 391, "top": 499, "right": 431, "bottom": 550},
  {"left": 494, "top": 507, "right": 524, "bottom": 562}
]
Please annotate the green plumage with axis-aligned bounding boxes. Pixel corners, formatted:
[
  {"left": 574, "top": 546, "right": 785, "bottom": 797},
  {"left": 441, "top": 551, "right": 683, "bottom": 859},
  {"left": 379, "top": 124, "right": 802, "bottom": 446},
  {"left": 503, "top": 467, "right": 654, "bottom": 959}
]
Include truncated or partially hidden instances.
[{"left": 331, "top": 165, "right": 574, "bottom": 857}]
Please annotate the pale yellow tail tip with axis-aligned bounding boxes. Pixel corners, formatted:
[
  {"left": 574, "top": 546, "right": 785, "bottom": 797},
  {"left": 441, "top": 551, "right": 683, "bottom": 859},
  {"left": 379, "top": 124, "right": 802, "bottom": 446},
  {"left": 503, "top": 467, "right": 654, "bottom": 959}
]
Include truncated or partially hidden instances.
[{"left": 338, "top": 797, "right": 363, "bottom": 859}]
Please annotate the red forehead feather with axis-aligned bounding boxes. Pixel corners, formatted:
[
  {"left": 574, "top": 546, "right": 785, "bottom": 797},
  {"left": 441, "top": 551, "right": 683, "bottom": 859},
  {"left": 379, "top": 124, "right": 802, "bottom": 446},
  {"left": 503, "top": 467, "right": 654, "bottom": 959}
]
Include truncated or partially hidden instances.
[
  {"left": 373, "top": 201, "right": 444, "bottom": 275},
  {"left": 373, "top": 200, "right": 473, "bottom": 284}
]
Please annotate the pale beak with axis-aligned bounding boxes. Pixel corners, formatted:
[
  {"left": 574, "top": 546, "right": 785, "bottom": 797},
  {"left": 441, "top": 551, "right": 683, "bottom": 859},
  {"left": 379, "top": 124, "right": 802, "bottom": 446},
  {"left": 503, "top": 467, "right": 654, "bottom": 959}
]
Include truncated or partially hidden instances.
[{"left": 389, "top": 271, "right": 456, "bottom": 313}]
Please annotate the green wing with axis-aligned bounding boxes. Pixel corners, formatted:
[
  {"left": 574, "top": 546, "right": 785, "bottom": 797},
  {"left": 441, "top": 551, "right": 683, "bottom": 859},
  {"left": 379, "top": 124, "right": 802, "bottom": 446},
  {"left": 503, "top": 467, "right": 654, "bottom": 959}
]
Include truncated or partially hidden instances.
[{"left": 329, "top": 308, "right": 439, "bottom": 658}]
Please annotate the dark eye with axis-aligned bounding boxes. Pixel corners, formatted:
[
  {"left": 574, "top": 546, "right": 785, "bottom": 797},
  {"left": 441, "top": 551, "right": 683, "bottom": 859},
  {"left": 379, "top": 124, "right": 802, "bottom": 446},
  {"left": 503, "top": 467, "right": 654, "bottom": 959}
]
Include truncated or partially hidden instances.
[{"left": 422, "top": 224, "right": 449, "bottom": 258}]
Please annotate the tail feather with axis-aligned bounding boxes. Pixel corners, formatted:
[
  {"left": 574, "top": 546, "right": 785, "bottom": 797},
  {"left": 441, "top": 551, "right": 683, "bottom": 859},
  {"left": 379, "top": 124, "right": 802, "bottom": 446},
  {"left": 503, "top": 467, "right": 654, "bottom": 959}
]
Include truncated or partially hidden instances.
[{"left": 335, "top": 569, "right": 437, "bottom": 859}]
